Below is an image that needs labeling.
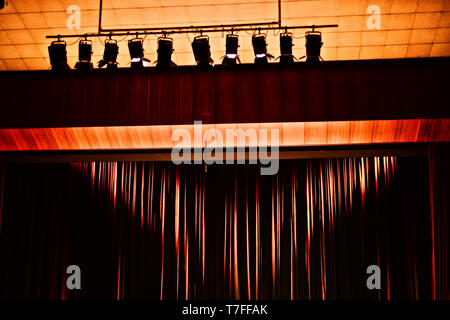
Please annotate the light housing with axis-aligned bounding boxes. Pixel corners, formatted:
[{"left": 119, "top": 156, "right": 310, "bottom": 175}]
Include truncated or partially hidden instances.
[
  {"left": 252, "top": 34, "right": 268, "bottom": 64},
  {"left": 279, "top": 32, "right": 294, "bottom": 64},
  {"left": 98, "top": 39, "right": 119, "bottom": 69},
  {"left": 222, "top": 34, "right": 239, "bottom": 65},
  {"left": 156, "top": 37, "right": 176, "bottom": 68},
  {"left": 48, "top": 40, "right": 70, "bottom": 71},
  {"left": 128, "top": 37, "right": 146, "bottom": 69},
  {"left": 75, "top": 39, "right": 93, "bottom": 71},
  {"left": 305, "top": 31, "right": 323, "bottom": 63},
  {"left": 192, "top": 35, "right": 213, "bottom": 67}
]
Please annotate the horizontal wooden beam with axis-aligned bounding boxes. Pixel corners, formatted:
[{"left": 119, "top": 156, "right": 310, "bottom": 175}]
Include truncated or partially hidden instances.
[{"left": 0, "top": 119, "right": 448, "bottom": 152}]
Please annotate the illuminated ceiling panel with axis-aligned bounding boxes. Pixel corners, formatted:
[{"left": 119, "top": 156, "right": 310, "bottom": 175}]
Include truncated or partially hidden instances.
[{"left": 0, "top": 0, "right": 449, "bottom": 70}]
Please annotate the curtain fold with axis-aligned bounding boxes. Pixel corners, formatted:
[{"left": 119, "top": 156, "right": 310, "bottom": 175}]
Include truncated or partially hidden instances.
[
  {"left": 0, "top": 60, "right": 449, "bottom": 129},
  {"left": 428, "top": 143, "right": 450, "bottom": 300},
  {"left": 0, "top": 156, "right": 440, "bottom": 299},
  {"left": 0, "top": 156, "right": 4, "bottom": 234}
]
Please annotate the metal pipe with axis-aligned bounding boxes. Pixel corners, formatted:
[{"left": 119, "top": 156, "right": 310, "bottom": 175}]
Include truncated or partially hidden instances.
[
  {"left": 278, "top": 0, "right": 282, "bottom": 27},
  {"left": 46, "top": 24, "right": 338, "bottom": 39},
  {"left": 101, "top": 21, "right": 278, "bottom": 33},
  {"left": 98, "top": 0, "right": 103, "bottom": 34}
]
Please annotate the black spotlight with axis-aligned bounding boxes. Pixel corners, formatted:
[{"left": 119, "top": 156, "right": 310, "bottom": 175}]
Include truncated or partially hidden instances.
[
  {"left": 305, "top": 31, "right": 323, "bottom": 63},
  {"left": 128, "top": 37, "right": 149, "bottom": 69},
  {"left": 222, "top": 34, "right": 239, "bottom": 65},
  {"left": 279, "top": 32, "right": 295, "bottom": 64},
  {"left": 192, "top": 35, "right": 213, "bottom": 68},
  {"left": 252, "top": 34, "right": 272, "bottom": 64},
  {"left": 98, "top": 39, "right": 119, "bottom": 69},
  {"left": 156, "top": 37, "right": 176, "bottom": 68},
  {"left": 48, "top": 40, "right": 70, "bottom": 71},
  {"left": 75, "top": 39, "right": 93, "bottom": 71}
]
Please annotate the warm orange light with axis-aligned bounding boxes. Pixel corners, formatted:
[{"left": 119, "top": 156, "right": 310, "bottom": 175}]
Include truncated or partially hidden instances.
[{"left": 0, "top": 119, "right": 448, "bottom": 151}]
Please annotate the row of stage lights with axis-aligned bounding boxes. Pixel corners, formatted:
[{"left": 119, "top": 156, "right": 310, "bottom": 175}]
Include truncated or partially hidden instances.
[{"left": 48, "top": 31, "right": 324, "bottom": 71}]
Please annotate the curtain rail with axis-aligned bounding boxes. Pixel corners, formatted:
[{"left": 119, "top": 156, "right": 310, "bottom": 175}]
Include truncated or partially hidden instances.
[{"left": 2, "top": 146, "right": 427, "bottom": 163}]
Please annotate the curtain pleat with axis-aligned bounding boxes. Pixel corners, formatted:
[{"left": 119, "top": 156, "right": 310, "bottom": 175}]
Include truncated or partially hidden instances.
[
  {"left": 0, "top": 61, "right": 449, "bottom": 129},
  {"left": 0, "top": 157, "right": 442, "bottom": 299},
  {"left": 428, "top": 143, "right": 450, "bottom": 300}
]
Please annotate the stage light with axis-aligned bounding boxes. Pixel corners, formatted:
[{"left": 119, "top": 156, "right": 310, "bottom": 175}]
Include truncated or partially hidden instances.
[
  {"left": 252, "top": 34, "right": 272, "bottom": 64},
  {"left": 48, "top": 40, "right": 70, "bottom": 71},
  {"left": 305, "top": 31, "right": 323, "bottom": 63},
  {"left": 192, "top": 35, "right": 213, "bottom": 67},
  {"left": 156, "top": 37, "right": 176, "bottom": 68},
  {"left": 222, "top": 34, "right": 240, "bottom": 65},
  {"left": 98, "top": 39, "right": 119, "bottom": 69},
  {"left": 279, "top": 33, "right": 295, "bottom": 64},
  {"left": 128, "top": 37, "right": 150, "bottom": 69},
  {"left": 74, "top": 39, "right": 93, "bottom": 71}
]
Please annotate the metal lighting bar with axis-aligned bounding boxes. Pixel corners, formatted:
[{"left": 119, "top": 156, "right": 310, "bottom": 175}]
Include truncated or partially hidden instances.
[
  {"left": 46, "top": 24, "right": 338, "bottom": 40},
  {"left": 101, "top": 21, "right": 279, "bottom": 33}
]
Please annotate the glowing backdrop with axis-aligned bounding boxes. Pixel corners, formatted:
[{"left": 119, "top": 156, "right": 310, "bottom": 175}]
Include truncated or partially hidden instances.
[{"left": 0, "top": 0, "right": 449, "bottom": 70}]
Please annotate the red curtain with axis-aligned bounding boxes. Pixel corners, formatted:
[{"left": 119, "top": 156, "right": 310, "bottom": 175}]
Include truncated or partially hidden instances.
[
  {"left": 428, "top": 143, "right": 450, "bottom": 299},
  {"left": 0, "top": 59, "right": 448, "bottom": 129},
  {"left": 0, "top": 157, "right": 439, "bottom": 299},
  {"left": 0, "top": 156, "right": 4, "bottom": 233}
]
